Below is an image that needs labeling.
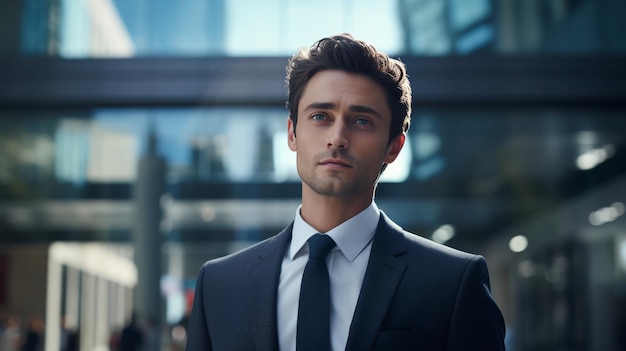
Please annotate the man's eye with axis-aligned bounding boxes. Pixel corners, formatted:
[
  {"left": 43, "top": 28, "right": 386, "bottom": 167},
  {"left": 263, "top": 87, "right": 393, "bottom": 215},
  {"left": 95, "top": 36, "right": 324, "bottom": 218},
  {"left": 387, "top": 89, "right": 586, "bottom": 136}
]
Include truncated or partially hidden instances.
[
  {"left": 355, "top": 118, "right": 371, "bottom": 125},
  {"left": 311, "top": 114, "right": 326, "bottom": 120}
]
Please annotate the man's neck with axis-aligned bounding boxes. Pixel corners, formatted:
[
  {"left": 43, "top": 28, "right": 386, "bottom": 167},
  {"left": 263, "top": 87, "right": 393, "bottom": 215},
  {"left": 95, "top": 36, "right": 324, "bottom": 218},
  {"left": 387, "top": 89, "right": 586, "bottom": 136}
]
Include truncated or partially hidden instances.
[{"left": 300, "top": 190, "right": 374, "bottom": 234}]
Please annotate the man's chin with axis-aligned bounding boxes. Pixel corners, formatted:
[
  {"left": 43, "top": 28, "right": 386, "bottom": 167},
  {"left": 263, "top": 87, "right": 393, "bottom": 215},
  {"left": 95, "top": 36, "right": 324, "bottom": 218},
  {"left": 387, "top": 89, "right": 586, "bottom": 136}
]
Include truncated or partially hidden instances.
[{"left": 304, "top": 179, "right": 346, "bottom": 197}]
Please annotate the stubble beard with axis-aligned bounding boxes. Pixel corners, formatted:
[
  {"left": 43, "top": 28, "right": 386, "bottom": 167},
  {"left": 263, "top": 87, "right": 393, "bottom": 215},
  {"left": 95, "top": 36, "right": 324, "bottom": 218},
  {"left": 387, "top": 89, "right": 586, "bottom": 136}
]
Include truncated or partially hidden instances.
[
  {"left": 303, "top": 173, "right": 357, "bottom": 198},
  {"left": 300, "top": 150, "right": 376, "bottom": 199}
]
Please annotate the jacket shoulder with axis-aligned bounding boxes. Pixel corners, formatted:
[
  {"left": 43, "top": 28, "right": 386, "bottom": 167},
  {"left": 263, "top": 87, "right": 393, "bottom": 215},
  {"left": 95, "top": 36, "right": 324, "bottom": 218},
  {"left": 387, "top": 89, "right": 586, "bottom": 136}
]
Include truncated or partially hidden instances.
[
  {"left": 403, "top": 230, "right": 479, "bottom": 262},
  {"left": 380, "top": 211, "right": 480, "bottom": 264},
  {"left": 200, "top": 223, "right": 292, "bottom": 271}
]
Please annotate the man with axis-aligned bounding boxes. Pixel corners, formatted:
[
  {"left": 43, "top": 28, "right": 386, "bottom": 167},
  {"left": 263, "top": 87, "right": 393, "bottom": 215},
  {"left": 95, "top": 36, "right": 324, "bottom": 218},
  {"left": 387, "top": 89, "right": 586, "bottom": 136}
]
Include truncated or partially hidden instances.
[{"left": 186, "top": 33, "right": 505, "bottom": 350}]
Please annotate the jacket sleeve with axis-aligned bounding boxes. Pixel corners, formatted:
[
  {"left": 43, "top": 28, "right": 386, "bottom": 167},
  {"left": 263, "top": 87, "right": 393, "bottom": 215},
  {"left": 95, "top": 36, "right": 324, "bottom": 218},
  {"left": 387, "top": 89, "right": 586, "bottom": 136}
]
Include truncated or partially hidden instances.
[
  {"left": 446, "top": 256, "right": 506, "bottom": 350},
  {"left": 185, "top": 263, "right": 213, "bottom": 351}
]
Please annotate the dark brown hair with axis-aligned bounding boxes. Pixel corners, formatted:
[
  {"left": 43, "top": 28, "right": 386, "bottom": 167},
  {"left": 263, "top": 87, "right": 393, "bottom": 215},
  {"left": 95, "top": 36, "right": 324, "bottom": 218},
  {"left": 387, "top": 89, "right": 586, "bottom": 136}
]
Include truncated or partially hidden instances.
[{"left": 285, "top": 33, "right": 411, "bottom": 142}]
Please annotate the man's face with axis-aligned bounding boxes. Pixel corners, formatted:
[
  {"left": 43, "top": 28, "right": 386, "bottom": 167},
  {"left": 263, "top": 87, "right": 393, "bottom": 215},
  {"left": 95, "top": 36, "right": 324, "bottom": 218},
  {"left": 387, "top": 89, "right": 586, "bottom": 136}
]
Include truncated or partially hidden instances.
[{"left": 288, "top": 70, "right": 404, "bottom": 200}]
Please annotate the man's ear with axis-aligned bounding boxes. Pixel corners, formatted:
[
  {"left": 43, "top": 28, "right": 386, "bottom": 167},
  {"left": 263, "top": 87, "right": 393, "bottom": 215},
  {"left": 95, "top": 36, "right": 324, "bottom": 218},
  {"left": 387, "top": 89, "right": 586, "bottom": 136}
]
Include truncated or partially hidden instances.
[
  {"left": 287, "top": 117, "right": 297, "bottom": 151},
  {"left": 384, "top": 133, "right": 405, "bottom": 164}
]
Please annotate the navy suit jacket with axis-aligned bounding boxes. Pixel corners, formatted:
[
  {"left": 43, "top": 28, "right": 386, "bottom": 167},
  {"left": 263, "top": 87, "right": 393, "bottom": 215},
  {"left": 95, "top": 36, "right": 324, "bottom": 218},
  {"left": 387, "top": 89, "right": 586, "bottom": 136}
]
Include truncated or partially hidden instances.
[{"left": 186, "top": 212, "right": 505, "bottom": 350}]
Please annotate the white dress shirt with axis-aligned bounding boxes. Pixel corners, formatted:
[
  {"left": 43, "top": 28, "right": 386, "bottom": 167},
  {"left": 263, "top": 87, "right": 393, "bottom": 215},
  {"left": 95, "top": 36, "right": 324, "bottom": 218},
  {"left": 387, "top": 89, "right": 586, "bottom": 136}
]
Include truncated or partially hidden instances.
[{"left": 277, "top": 202, "right": 380, "bottom": 351}]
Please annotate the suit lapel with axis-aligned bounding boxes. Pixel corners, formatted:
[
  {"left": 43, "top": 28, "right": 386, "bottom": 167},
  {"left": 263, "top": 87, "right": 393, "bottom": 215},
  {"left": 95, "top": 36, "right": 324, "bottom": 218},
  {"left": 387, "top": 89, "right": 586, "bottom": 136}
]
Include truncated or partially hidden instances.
[
  {"left": 345, "top": 213, "right": 408, "bottom": 351},
  {"left": 246, "top": 224, "right": 292, "bottom": 351}
]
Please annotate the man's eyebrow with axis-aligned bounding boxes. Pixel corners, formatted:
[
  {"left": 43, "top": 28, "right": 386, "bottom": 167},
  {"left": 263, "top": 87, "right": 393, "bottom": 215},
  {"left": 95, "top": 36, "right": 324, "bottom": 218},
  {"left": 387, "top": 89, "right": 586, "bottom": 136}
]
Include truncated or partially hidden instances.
[
  {"left": 349, "top": 105, "right": 383, "bottom": 119},
  {"left": 303, "top": 102, "right": 336, "bottom": 111}
]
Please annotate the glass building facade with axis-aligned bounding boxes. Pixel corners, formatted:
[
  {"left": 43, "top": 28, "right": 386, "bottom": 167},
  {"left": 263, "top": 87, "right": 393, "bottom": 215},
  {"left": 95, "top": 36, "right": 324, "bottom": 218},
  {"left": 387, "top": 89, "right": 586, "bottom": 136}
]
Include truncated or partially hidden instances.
[{"left": 1, "top": 0, "right": 626, "bottom": 350}]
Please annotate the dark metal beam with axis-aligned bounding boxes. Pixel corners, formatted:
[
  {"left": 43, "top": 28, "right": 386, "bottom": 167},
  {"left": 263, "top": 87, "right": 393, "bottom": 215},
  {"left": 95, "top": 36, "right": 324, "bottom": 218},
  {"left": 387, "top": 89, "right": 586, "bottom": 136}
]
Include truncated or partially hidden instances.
[{"left": 1, "top": 56, "right": 625, "bottom": 107}]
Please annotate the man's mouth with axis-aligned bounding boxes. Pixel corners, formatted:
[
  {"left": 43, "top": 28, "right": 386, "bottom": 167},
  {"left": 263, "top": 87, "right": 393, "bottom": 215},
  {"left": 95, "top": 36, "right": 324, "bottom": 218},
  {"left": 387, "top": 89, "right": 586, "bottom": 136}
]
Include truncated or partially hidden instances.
[{"left": 319, "top": 158, "right": 352, "bottom": 168}]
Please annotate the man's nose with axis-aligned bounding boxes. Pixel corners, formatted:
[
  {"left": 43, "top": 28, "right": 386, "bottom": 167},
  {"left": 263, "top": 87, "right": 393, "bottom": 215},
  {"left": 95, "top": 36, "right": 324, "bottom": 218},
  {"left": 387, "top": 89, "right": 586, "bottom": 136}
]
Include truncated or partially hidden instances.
[{"left": 327, "top": 120, "right": 349, "bottom": 149}]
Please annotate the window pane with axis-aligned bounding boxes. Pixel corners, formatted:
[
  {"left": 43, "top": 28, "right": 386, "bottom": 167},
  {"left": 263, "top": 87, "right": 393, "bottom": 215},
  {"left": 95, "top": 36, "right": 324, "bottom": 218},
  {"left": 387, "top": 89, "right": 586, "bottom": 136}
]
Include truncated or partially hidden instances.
[{"left": 2, "top": 0, "right": 625, "bottom": 57}]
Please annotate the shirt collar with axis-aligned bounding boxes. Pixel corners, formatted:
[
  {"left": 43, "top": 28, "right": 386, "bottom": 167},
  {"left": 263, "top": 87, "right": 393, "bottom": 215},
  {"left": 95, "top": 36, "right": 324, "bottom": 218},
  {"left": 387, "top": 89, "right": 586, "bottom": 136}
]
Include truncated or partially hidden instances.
[{"left": 289, "top": 202, "right": 380, "bottom": 262}]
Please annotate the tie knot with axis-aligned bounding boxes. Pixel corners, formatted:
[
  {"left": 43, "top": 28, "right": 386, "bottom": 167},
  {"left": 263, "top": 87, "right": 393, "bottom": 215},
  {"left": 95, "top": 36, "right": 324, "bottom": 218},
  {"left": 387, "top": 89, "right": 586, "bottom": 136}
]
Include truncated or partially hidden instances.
[{"left": 307, "top": 234, "right": 336, "bottom": 259}]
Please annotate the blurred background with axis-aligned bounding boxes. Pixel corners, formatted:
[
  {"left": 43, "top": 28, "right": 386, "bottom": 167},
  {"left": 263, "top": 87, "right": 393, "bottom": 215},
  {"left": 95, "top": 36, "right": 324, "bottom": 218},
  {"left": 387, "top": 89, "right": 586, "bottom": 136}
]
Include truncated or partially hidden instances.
[{"left": 0, "top": 0, "right": 625, "bottom": 350}]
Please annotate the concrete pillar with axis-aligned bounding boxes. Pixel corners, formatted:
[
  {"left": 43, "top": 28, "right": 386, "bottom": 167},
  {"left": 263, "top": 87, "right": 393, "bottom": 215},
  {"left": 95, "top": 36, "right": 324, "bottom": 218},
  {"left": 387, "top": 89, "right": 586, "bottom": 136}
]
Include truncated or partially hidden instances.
[{"left": 133, "top": 128, "right": 167, "bottom": 349}]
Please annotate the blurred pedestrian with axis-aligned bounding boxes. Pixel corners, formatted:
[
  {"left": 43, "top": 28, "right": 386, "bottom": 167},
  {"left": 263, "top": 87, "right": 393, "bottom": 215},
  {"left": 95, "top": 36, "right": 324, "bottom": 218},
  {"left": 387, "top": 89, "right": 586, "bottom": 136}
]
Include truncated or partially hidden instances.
[
  {"left": 1, "top": 314, "right": 22, "bottom": 351},
  {"left": 59, "top": 315, "right": 79, "bottom": 351},
  {"left": 118, "top": 313, "right": 143, "bottom": 351},
  {"left": 21, "top": 314, "right": 43, "bottom": 351}
]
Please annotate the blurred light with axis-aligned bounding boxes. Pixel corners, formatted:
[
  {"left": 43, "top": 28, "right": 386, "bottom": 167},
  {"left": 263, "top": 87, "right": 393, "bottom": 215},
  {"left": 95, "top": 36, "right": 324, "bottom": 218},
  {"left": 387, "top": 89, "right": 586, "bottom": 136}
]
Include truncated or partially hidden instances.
[
  {"left": 413, "top": 132, "right": 441, "bottom": 159},
  {"left": 432, "top": 225, "right": 455, "bottom": 244},
  {"left": 171, "top": 325, "right": 186, "bottom": 342},
  {"left": 545, "top": 268, "right": 560, "bottom": 284},
  {"left": 613, "top": 202, "right": 625, "bottom": 216},
  {"left": 201, "top": 207, "right": 216, "bottom": 222},
  {"left": 160, "top": 275, "right": 181, "bottom": 295},
  {"left": 509, "top": 235, "right": 528, "bottom": 253},
  {"left": 545, "top": 256, "right": 568, "bottom": 284},
  {"left": 588, "top": 202, "right": 624, "bottom": 226},
  {"left": 518, "top": 260, "right": 535, "bottom": 278},
  {"left": 576, "top": 144, "right": 615, "bottom": 170}
]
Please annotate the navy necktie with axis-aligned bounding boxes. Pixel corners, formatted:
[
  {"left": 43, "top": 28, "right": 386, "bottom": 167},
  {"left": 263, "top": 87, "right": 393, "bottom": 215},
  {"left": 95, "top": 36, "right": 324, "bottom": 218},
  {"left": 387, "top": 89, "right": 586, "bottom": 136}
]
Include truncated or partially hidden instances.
[{"left": 296, "top": 234, "right": 336, "bottom": 351}]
